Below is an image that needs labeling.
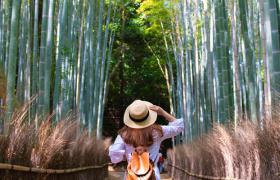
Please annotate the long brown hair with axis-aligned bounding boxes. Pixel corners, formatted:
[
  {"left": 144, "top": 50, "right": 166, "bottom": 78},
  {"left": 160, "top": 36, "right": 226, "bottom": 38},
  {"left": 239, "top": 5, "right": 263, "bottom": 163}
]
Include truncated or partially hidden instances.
[{"left": 118, "top": 124, "right": 163, "bottom": 147}]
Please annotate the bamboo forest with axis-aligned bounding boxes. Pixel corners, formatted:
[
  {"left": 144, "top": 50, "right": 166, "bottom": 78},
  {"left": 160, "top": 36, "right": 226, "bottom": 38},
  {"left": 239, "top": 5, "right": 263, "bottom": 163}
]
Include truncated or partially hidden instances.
[{"left": 0, "top": 0, "right": 280, "bottom": 179}]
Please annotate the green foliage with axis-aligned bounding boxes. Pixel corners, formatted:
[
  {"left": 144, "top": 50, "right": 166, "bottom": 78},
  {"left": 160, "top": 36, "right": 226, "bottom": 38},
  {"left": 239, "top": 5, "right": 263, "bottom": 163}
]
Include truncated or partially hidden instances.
[
  {"left": 137, "top": 0, "right": 171, "bottom": 35},
  {"left": 106, "top": 0, "right": 172, "bottom": 121}
]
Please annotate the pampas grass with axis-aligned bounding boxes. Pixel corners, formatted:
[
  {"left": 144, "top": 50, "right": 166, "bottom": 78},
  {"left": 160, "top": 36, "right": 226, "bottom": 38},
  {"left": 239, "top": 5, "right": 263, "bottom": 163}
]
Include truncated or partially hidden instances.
[
  {"left": 168, "top": 120, "right": 280, "bottom": 180},
  {"left": 0, "top": 104, "right": 110, "bottom": 180},
  {"left": 0, "top": 135, "right": 6, "bottom": 160},
  {"left": 0, "top": 134, "right": 7, "bottom": 178},
  {"left": 258, "top": 120, "right": 280, "bottom": 180}
]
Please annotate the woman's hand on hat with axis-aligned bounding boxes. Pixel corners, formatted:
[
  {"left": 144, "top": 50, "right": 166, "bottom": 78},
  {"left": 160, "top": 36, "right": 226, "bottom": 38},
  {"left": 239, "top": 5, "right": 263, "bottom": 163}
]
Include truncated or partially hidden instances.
[
  {"left": 149, "top": 105, "right": 164, "bottom": 116},
  {"left": 150, "top": 105, "right": 176, "bottom": 122}
]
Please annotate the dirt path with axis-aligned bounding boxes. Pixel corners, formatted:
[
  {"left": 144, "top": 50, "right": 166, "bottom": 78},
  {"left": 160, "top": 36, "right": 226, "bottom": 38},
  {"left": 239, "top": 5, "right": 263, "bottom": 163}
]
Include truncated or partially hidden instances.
[
  {"left": 108, "top": 166, "right": 172, "bottom": 180},
  {"left": 108, "top": 171, "right": 172, "bottom": 180}
]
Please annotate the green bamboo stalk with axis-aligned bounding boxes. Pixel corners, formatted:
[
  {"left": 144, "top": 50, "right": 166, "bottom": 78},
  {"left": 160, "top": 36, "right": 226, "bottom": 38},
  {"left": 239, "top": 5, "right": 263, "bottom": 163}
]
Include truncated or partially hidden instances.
[
  {"left": 239, "top": 44, "right": 248, "bottom": 119},
  {"left": 17, "top": 0, "right": 28, "bottom": 104},
  {"left": 1, "top": 0, "right": 6, "bottom": 72},
  {"left": 4, "top": 0, "right": 13, "bottom": 74},
  {"left": 0, "top": 1, "right": 3, "bottom": 133},
  {"left": 97, "top": 0, "right": 112, "bottom": 138},
  {"left": 238, "top": 0, "right": 258, "bottom": 122},
  {"left": 174, "top": 2, "right": 184, "bottom": 139},
  {"left": 16, "top": 0, "right": 31, "bottom": 104},
  {"left": 256, "top": 58, "right": 263, "bottom": 125},
  {"left": 193, "top": 0, "right": 200, "bottom": 137},
  {"left": 205, "top": 0, "right": 216, "bottom": 130},
  {"left": 161, "top": 21, "right": 176, "bottom": 116},
  {"left": 222, "top": 0, "right": 233, "bottom": 122},
  {"left": 69, "top": 0, "right": 79, "bottom": 112},
  {"left": 21, "top": 0, "right": 32, "bottom": 123},
  {"left": 259, "top": 0, "right": 271, "bottom": 121},
  {"left": 53, "top": 0, "right": 67, "bottom": 121},
  {"left": 0, "top": 0, "right": 3, "bottom": 67},
  {"left": 169, "top": 22, "right": 180, "bottom": 117},
  {"left": 227, "top": 2, "right": 235, "bottom": 123},
  {"left": 215, "top": 0, "right": 232, "bottom": 123},
  {"left": 61, "top": 0, "right": 72, "bottom": 115},
  {"left": 76, "top": 0, "right": 86, "bottom": 114},
  {"left": 231, "top": 0, "right": 242, "bottom": 123},
  {"left": 185, "top": 0, "right": 197, "bottom": 137},
  {"left": 80, "top": 2, "right": 91, "bottom": 129},
  {"left": 43, "top": 0, "right": 55, "bottom": 115},
  {"left": 6, "top": 0, "right": 21, "bottom": 130},
  {"left": 31, "top": 0, "right": 39, "bottom": 127},
  {"left": 100, "top": 30, "right": 115, "bottom": 134},
  {"left": 25, "top": 0, "right": 32, "bottom": 104},
  {"left": 203, "top": 2, "right": 209, "bottom": 129},
  {"left": 38, "top": 0, "right": 48, "bottom": 117},
  {"left": 214, "top": 0, "right": 225, "bottom": 123},
  {"left": 87, "top": 0, "right": 95, "bottom": 133},
  {"left": 178, "top": 0, "right": 193, "bottom": 141},
  {"left": 265, "top": 0, "right": 280, "bottom": 120},
  {"left": 93, "top": 0, "right": 104, "bottom": 133}
]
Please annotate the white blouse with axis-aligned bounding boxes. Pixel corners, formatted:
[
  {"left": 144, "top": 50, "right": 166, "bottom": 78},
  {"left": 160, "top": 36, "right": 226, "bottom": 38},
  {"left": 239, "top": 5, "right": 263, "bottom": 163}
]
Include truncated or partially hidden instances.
[{"left": 109, "top": 118, "right": 184, "bottom": 180}]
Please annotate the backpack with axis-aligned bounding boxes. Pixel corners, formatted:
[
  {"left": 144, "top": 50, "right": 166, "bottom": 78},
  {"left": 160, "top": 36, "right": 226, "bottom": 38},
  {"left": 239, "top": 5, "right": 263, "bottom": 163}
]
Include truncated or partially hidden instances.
[{"left": 126, "top": 151, "right": 156, "bottom": 180}]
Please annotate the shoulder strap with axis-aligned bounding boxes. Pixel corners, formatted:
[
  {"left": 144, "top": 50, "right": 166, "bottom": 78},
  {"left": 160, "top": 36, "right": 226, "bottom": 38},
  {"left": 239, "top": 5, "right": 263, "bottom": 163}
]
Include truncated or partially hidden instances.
[{"left": 130, "top": 152, "right": 150, "bottom": 174}]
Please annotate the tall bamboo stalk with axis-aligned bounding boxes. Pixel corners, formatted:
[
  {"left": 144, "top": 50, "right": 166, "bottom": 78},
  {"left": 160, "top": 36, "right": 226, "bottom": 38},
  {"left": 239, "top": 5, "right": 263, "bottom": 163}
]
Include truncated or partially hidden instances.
[
  {"left": 161, "top": 21, "right": 176, "bottom": 116},
  {"left": 6, "top": 0, "right": 21, "bottom": 129},
  {"left": 31, "top": 0, "right": 39, "bottom": 126},
  {"left": 25, "top": 0, "right": 32, "bottom": 105},
  {"left": 93, "top": 0, "right": 105, "bottom": 132},
  {"left": 76, "top": 0, "right": 86, "bottom": 114},
  {"left": 4, "top": 0, "right": 13, "bottom": 75},
  {"left": 258, "top": 0, "right": 271, "bottom": 121},
  {"left": 0, "top": 1, "right": 4, "bottom": 68},
  {"left": 38, "top": 0, "right": 48, "bottom": 117},
  {"left": 16, "top": 1, "right": 26, "bottom": 104},
  {"left": 265, "top": 0, "right": 280, "bottom": 119},
  {"left": 53, "top": 0, "right": 67, "bottom": 121},
  {"left": 43, "top": 0, "right": 55, "bottom": 115},
  {"left": 215, "top": 0, "right": 229, "bottom": 123},
  {"left": 238, "top": 0, "right": 258, "bottom": 122},
  {"left": 205, "top": 0, "right": 216, "bottom": 130},
  {"left": 231, "top": 0, "right": 242, "bottom": 123},
  {"left": 97, "top": 0, "right": 112, "bottom": 138}
]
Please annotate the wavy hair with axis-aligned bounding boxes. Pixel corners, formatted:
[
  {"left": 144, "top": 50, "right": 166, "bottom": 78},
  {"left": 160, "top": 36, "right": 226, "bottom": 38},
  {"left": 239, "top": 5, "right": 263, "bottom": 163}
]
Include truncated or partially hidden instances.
[{"left": 118, "top": 124, "right": 163, "bottom": 147}]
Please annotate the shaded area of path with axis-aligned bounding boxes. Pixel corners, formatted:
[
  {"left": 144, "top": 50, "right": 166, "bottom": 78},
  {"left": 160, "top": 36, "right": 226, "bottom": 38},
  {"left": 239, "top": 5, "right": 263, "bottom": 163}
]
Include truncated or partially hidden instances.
[{"left": 108, "top": 165, "right": 172, "bottom": 180}]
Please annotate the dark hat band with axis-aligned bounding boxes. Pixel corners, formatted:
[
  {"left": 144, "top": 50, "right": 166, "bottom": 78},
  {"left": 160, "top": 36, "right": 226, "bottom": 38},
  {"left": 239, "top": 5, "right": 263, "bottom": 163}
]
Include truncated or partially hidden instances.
[{"left": 129, "top": 111, "right": 150, "bottom": 122}]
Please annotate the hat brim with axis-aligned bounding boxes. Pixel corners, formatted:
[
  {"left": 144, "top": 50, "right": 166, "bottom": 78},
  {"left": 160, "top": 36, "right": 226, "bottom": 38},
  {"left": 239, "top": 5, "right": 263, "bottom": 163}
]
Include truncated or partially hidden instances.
[{"left": 124, "top": 101, "right": 157, "bottom": 129}]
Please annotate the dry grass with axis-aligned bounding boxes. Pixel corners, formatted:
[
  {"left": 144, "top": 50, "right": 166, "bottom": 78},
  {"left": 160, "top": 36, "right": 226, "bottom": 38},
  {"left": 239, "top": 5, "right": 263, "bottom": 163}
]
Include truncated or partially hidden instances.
[
  {"left": 0, "top": 135, "right": 6, "bottom": 160},
  {"left": 0, "top": 104, "right": 110, "bottom": 180},
  {"left": 168, "top": 120, "right": 280, "bottom": 180},
  {"left": 258, "top": 120, "right": 280, "bottom": 180},
  {"left": 0, "top": 134, "right": 6, "bottom": 178}
]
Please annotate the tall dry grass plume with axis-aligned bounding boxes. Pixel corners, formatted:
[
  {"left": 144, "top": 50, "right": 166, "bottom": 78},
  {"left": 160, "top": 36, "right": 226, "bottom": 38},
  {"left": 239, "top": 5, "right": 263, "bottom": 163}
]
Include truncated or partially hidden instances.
[
  {"left": 168, "top": 119, "right": 280, "bottom": 180},
  {"left": 0, "top": 103, "right": 110, "bottom": 180}
]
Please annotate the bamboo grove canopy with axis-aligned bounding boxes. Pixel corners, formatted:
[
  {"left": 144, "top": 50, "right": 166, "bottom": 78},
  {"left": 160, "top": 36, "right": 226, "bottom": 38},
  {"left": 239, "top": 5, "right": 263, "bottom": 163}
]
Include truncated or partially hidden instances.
[
  {"left": 0, "top": 0, "right": 280, "bottom": 142},
  {"left": 0, "top": 0, "right": 116, "bottom": 137},
  {"left": 135, "top": 0, "right": 280, "bottom": 141},
  {"left": 166, "top": 0, "right": 280, "bottom": 141}
]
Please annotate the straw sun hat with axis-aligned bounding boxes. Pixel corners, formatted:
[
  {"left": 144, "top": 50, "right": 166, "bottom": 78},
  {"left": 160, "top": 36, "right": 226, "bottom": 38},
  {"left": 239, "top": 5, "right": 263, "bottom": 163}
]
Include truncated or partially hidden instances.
[{"left": 124, "top": 100, "right": 157, "bottom": 129}]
